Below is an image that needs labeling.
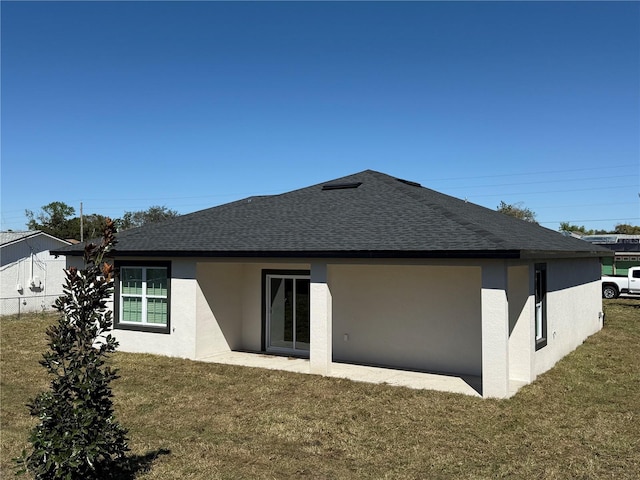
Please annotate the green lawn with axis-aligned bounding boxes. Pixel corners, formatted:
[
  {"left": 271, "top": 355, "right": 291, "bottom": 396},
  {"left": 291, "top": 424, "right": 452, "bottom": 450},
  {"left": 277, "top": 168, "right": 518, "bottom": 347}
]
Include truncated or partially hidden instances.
[{"left": 2, "top": 299, "right": 639, "bottom": 479}]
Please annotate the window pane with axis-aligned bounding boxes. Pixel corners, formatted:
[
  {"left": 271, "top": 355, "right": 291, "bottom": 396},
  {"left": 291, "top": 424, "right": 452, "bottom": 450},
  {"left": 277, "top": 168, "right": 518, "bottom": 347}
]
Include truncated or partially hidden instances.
[
  {"left": 269, "top": 277, "right": 293, "bottom": 349},
  {"left": 534, "top": 265, "right": 547, "bottom": 348},
  {"left": 146, "top": 268, "right": 168, "bottom": 296},
  {"left": 147, "top": 298, "right": 167, "bottom": 325},
  {"left": 284, "top": 278, "right": 294, "bottom": 343},
  {"left": 295, "top": 279, "right": 310, "bottom": 349},
  {"left": 119, "top": 265, "right": 170, "bottom": 328},
  {"left": 122, "top": 268, "right": 143, "bottom": 295},
  {"left": 122, "top": 296, "right": 142, "bottom": 322},
  {"left": 535, "top": 303, "right": 543, "bottom": 340}
]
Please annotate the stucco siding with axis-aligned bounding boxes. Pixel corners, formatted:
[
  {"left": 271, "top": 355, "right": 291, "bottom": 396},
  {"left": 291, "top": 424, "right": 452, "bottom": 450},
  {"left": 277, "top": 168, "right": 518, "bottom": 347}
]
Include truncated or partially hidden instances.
[
  {"left": 61, "top": 253, "right": 603, "bottom": 397},
  {"left": 508, "top": 264, "right": 533, "bottom": 383},
  {"left": 194, "top": 261, "right": 312, "bottom": 356},
  {"left": 239, "top": 263, "right": 310, "bottom": 352},
  {"left": 533, "top": 257, "right": 603, "bottom": 376},
  {"left": 240, "top": 264, "right": 262, "bottom": 351},
  {"left": 0, "top": 234, "right": 69, "bottom": 315},
  {"left": 330, "top": 264, "right": 482, "bottom": 376},
  {"left": 195, "top": 262, "right": 243, "bottom": 358},
  {"left": 110, "top": 259, "right": 198, "bottom": 358}
]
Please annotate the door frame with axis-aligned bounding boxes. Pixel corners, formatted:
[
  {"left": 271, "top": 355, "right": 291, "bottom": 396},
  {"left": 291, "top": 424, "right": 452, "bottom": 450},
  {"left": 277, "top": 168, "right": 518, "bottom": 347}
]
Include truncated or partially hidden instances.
[{"left": 261, "top": 269, "right": 311, "bottom": 356}]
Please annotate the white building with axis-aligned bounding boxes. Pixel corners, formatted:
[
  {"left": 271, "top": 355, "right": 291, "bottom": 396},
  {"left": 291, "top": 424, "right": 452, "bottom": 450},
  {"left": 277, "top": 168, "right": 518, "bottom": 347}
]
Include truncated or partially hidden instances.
[
  {"left": 0, "top": 231, "right": 71, "bottom": 316},
  {"left": 54, "top": 170, "right": 612, "bottom": 398}
]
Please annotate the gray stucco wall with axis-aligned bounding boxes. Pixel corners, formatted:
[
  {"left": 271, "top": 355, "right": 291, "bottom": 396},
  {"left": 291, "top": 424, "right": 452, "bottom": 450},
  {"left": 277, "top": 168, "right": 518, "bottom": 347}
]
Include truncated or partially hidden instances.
[
  {"left": 0, "top": 234, "right": 70, "bottom": 315},
  {"left": 533, "top": 257, "right": 603, "bottom": 377},
  {"left": 329, "top": 264, "right": 483, "bottom": 376}
]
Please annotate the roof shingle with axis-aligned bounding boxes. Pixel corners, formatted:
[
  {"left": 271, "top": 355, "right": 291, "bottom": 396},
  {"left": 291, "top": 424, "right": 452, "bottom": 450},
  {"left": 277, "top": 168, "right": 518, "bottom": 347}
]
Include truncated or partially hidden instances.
[{"left": 53, "top": 170, "right": 611, "bottom": 259}]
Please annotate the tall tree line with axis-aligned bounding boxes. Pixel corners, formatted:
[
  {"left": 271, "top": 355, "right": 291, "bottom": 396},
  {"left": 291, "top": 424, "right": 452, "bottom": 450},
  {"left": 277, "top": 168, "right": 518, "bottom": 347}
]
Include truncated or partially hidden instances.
[{"left": 25, "top": 202, "right": 178, "bottom": 240}]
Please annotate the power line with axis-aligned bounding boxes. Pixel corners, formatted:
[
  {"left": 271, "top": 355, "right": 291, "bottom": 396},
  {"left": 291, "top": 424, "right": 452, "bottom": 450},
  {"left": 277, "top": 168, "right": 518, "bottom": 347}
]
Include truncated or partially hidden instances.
[
  {"left": 24, "top": 181, "right": 636, "bottom": 213},
  {"left": 3, "top": 164, "right": 637, "bottom": 230},
  {"left": 535, "top": 202, "right": 637, "bottom": 210},
  {"left": 539, "top": 217, "right": 640, "bottom": 225},
  {"left": 434, "top": 174, "right": 627, "bottom": 191},
  {"left": 467, "top": 184, "right": 638, "bottom": 199},
  {"left": 10, "top": 164, "right": 634, "bottom": 207},
  {"left": 417, "top": 163, "right": 638, "bottom": 182}
]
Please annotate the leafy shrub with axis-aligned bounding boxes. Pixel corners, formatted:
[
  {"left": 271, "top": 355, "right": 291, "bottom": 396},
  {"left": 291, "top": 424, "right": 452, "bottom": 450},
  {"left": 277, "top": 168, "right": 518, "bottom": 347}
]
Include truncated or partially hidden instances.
[{"left": 17, "top": 219, "right": 129, "bottom": 479}]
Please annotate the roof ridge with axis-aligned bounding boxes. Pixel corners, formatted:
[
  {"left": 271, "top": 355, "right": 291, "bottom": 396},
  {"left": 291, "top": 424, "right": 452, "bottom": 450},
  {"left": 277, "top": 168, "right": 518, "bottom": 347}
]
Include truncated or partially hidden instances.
[
  {"left": 378, "top": 174, "right": 511, "bottom": 250},
  {"left": 51, "top": 169, "right": 612, "bottom": 259},
  {"left": 1, "top": 230, "right": 71, "bottom": 247}
]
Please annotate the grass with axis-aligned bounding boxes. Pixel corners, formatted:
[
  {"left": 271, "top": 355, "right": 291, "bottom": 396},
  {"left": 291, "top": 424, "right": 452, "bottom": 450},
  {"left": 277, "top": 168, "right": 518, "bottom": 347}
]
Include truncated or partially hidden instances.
[{"left": 2, "top": 299, "right": 639, "bottom": 479}]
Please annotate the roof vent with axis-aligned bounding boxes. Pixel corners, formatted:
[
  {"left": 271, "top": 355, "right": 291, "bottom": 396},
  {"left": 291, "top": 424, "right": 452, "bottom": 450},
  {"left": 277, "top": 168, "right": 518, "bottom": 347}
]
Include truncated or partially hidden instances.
[
  {"left": 396, "top": 178, "right": 421, "bottom": 187},
  {"left": 321, "top": 182, "right": 362, "bottom": 191}
]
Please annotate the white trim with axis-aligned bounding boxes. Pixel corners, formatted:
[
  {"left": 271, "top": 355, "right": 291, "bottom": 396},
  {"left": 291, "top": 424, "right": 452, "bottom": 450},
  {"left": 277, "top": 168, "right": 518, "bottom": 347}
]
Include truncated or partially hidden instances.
[
  {"left": 0, "top": 231, "right": 71, "bottom": 249},
  {"left": 119, "top": 266, "right": 168, "bottom": 327}
]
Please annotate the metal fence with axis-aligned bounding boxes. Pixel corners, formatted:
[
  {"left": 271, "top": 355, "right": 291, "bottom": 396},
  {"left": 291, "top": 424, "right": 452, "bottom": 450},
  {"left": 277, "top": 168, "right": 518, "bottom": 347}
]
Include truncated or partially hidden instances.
[{"left": 0, "top": 295, "right": 60, "bottom": 318}]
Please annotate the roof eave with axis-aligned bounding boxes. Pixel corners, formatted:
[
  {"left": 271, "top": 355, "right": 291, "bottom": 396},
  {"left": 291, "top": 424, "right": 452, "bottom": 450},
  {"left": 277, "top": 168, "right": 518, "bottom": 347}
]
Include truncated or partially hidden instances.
[
  {"left": 52, "top": 248, "right": 613, "bottom": 261},
  {"left": 51, "top": 248, "right": 523, "bottom": 260},
  {"left": 520, "top": 249, "right": 614, "bottom": 260},
  {"left": 3, "top": 231, "right": 72, "bottom": 248}
]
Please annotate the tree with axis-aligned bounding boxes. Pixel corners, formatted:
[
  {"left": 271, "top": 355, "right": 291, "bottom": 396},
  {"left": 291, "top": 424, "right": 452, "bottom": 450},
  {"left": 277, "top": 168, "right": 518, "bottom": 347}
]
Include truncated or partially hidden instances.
[
  {"left": 558, "top": 222, "right": 594, "bottom": 235},
  {"left": 25, "top": 202, "right": 76, "bottom": 239},
  {"left": 558, "top": 222, "right": 640, "bottom": 235},
  {"left": 496, "top": 201, "right": 538, "bottom": 224},
  {"left": 117, "top": 205, "right": 179, "bottom": 231},
  {"left": 17, "top": 219, "right": 129, "bottom": 479},
  {"left": 67, "top": 214, "right": 112, "bottom": 241},
  {"left": 614, "top": 224, "right": 640, "bottom": 235},
  {"left": 25, "top": 202, "right": 181, "bottom": 240}
]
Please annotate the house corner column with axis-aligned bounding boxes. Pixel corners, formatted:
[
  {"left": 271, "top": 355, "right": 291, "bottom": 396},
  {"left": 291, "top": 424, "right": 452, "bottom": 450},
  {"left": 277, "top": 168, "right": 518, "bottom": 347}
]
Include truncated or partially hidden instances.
[
  {"left": 310, "top": 262, "right": 332, "bottom": 375},
  {"left": 481, "top": 262, "right": 509, "bottom": 398},
  {"left": 171, "top": 259, "right": 198, "bottom": 360}
]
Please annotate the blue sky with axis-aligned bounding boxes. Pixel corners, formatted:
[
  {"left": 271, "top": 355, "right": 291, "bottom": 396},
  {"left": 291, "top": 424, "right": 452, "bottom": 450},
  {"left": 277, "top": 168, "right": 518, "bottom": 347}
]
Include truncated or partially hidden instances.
[{"left": 2, "top": 1, "right": 639, "bottom": 233}]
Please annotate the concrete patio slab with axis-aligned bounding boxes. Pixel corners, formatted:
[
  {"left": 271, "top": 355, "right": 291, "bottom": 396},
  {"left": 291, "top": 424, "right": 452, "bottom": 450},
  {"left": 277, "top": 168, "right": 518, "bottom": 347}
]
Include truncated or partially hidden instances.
[{"left": 199, "top": 351, "right": 485, "bottom": 397}]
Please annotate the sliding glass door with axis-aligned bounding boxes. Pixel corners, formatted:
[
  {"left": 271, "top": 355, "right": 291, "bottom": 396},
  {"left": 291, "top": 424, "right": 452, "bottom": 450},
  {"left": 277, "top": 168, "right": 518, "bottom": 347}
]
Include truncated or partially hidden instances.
[{"left": 266, "top": 274, "right": 310, "bottom": 355}]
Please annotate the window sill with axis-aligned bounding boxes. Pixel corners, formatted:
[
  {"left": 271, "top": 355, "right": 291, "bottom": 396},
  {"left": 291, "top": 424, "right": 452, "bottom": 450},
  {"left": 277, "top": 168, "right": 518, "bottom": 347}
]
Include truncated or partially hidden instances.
[{"left": 114, "top": 323, "right": 170, "bottom": 334}]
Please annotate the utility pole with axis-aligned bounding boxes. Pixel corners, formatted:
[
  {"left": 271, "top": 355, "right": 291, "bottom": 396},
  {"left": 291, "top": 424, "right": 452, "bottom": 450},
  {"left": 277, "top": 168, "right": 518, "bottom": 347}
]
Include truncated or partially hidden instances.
[{"left": 80, "top": 202, "right": 84, "bottom": 242}]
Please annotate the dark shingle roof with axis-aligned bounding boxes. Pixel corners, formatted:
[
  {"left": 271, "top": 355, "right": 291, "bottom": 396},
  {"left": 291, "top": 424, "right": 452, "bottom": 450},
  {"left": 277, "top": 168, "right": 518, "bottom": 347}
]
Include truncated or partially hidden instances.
[{"left": 53, "top": 170, "right": 611, "bottom": 259}]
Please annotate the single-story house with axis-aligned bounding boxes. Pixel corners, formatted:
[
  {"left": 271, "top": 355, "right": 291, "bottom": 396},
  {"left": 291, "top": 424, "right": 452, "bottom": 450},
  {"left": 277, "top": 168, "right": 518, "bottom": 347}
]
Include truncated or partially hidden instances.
[
  {"left": 1, "top": 231, "right": 71, "bottom": 315},
  {"left": 52, "top": 170, "right": 612, "bottom": 398},
  {"left": 580, "top": 234, "right": 640, "bottom": 276}
]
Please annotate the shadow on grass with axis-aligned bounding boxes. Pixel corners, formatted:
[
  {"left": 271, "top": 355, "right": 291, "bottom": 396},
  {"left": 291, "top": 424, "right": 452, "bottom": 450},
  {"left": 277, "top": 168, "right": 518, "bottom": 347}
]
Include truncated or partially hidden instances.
[
  {"left": 101, "top": 448, "right": 171, "bottom": 479},
  {"left": 620, "top": 302, "right": 640, "bottom": 309}
]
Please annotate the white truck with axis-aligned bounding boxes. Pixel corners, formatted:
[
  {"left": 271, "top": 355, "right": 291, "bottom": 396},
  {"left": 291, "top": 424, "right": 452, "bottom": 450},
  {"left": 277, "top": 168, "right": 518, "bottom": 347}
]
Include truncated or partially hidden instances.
[{"left": 602, "top": 266, "right": 640, "bottom": 299}]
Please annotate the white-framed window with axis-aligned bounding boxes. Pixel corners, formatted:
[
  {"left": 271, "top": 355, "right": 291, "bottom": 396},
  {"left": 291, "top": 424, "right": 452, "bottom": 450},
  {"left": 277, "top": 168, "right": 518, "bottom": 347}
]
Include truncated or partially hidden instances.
[{"left": 115, "top": 263, "right": 170, "bottom": 333}]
